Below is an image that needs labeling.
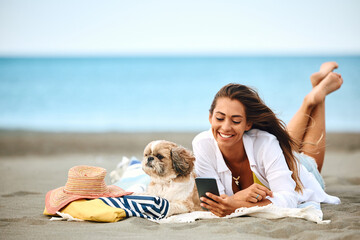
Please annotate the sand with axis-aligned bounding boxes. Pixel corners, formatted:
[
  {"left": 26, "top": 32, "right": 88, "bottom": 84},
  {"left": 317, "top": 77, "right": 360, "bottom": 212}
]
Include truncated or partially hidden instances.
[{"left": 0, "top": 130, "right": 359, "bottom": 240}]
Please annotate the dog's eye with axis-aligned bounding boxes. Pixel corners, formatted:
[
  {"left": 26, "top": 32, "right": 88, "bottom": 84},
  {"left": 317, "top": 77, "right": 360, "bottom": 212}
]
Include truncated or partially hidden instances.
[{"left": 156, "top": 154, "right": 164, "bottom": 160}]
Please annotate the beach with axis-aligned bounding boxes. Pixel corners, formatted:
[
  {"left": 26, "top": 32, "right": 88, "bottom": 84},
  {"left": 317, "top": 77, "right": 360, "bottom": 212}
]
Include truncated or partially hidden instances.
[{"left": 0, "top": 130, "right": 359, "bottom": 240}]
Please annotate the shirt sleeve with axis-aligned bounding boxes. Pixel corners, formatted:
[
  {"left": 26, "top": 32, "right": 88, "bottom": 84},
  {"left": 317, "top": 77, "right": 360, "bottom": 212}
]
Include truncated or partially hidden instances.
[
  {"left": 261, "top": 139, "right": 298, "bottom": 208},
  {"left": 192, "top": 138, "right": 226, "bottom": 195}
]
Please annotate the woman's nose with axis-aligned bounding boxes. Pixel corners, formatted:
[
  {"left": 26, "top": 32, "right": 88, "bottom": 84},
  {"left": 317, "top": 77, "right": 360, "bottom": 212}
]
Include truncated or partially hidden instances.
[{"left": 221, "top": 119, "right": 232, "bottom": 130}]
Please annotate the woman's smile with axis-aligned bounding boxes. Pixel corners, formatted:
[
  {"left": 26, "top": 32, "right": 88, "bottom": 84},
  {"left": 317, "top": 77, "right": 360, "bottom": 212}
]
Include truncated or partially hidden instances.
[{"left": 218, "top": 132, "right": 234, "bottom": 139}]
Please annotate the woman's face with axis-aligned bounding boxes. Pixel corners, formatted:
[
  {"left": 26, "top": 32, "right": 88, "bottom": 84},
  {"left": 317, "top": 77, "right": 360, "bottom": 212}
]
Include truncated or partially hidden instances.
[{"left": 209, "top": 97, "right": 252, "bottom": 148}]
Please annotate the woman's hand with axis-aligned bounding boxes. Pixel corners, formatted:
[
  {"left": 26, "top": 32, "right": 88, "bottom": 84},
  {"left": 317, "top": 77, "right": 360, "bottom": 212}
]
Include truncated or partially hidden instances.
[
  {"left": 233, "top": 183, "right": 273, "bottom": 203},
  {"left": 200, "top": 183, "right": 273, "bottom": 217},
  {"left": 200, "top": 193, "right": 243, "bottom": 217}
]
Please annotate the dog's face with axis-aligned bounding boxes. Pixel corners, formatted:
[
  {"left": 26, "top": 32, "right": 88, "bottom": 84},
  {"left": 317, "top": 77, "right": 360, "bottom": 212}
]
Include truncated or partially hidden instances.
[{"left": 142, "top": 140, "right": 195, "bottom": 181}]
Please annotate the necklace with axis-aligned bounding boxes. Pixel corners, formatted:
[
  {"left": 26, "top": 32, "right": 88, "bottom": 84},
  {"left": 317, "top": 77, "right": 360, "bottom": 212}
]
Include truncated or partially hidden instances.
[{"left": 233, "top": 176, "right": 240, "bottom": 186}]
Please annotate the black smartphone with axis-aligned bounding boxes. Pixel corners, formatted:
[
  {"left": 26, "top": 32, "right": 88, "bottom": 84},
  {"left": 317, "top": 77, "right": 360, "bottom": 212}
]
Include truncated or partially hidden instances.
[{"left": 195, "top": 177, "right": 220, "bottom": 210}]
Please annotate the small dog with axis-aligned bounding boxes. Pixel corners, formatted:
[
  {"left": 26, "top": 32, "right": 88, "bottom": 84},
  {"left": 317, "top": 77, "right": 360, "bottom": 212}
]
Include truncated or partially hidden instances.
[{"left": 142, "top": 140, "right": 202, "bottom": 216}]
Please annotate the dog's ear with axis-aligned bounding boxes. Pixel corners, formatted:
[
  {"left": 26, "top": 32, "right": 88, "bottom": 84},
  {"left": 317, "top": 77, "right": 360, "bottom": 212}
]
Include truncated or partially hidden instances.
[{"left": 171, "top": 147, "right": 195, "bottom": 177}]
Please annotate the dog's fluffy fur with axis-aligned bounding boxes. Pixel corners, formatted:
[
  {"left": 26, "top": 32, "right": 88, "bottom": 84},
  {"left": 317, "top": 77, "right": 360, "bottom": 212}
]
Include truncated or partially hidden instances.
[{"left": 142, "top": 140, "right": 202, "bottom": 216}]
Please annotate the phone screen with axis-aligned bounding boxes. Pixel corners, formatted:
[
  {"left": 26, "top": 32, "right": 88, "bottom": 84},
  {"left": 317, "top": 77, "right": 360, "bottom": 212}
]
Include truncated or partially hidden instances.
[{"left": 195, "top": 177, "right": 220, "bottom": 210}]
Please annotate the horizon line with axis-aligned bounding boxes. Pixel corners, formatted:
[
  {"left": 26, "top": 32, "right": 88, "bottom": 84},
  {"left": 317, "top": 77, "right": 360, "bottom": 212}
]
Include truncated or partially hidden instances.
[{"left": 1, "top": 53, "right": 360, "bottom": 59}]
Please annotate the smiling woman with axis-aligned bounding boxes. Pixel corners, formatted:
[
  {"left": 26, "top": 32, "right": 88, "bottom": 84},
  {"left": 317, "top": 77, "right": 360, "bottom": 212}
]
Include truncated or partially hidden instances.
[
  {"left": 192, "top": 62, "right": 342, "bottom": 217},
  {"left": 209, "top": 98, "right": 252, "bottom": 148}
]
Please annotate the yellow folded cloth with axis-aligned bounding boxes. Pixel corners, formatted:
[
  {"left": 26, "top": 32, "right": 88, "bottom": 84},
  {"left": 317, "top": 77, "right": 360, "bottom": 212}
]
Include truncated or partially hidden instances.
[{"left": 44, "top": 199, "right": 127, "bottom": 222}]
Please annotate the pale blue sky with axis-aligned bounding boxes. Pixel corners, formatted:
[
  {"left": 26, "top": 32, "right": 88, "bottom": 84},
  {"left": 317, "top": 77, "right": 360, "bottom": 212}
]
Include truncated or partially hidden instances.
[{"left": 1, "top": 0, "right": 360, "bottom": 56}]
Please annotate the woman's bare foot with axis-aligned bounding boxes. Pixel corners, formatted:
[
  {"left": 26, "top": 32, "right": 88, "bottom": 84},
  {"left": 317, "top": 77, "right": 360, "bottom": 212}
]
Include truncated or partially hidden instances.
[
  {"left": 310, "top": 62, "right": 339, "bottom": 87},
  {"left": 305, "top": 72, "right": 343, "bottom": 107}
]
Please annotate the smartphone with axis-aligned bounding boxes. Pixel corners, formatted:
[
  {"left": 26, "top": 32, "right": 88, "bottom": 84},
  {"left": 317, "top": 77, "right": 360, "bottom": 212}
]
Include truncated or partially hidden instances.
[{"left": 195, "top": 177, "right": 220, "bottom": 210}]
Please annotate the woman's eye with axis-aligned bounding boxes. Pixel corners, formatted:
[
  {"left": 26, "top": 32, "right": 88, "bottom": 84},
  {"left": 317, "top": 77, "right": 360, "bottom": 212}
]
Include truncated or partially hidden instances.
[
  {"left": 156, "top": 154, "right": 164, "bottom": 160},
  {"left": 233, "top": 121, "right": 241, "bottom": 124},
  {"left": 216, "top": 118, "right": 224, "bottom": 121}
]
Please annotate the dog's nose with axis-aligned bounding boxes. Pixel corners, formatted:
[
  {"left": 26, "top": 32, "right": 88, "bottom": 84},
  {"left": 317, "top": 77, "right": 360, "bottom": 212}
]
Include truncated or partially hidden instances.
[{"left": 147, "top": 156, "right": 154, "bottom": 162}]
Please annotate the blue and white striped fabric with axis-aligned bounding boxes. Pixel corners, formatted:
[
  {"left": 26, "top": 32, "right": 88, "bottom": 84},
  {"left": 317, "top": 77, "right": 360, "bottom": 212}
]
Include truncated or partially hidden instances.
[
  {"left": 112, "top": 157, "right": 151, "bottom": 193},
  {"left": 99, "top": 195, "right": 169, "bottom": 220}
]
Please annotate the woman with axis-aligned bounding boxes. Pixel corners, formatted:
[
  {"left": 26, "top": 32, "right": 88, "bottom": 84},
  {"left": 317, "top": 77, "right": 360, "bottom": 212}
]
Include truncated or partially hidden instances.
[{"left": 192, "top": 62, "right": 342, "bottom": 217}]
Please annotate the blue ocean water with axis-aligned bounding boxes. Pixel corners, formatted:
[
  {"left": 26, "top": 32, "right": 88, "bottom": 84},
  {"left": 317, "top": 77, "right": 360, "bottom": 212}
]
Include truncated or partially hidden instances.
[{"left": 0, "top": 56, "right": 359, "bottom": 132}]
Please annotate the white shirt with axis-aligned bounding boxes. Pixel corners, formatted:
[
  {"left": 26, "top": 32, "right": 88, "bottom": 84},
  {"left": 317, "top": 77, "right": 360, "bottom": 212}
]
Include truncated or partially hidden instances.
[{"left": 192, "top": 129, "right": 340, "bottom": 208}]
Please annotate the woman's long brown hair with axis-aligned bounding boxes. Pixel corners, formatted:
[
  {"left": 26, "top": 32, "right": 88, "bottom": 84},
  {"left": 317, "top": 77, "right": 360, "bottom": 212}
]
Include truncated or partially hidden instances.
[{"left": 210, "top": 83, "right": 303, "bottom": 192}]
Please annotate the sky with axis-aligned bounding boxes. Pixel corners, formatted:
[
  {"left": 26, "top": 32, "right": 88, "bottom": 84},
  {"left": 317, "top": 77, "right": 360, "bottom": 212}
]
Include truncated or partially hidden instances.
[{"left": 0, "top": 0, "right": 360, "bottom": 56}]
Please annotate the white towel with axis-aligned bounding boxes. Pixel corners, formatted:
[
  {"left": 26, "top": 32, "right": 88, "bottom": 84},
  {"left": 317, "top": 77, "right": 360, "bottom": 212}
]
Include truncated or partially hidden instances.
[{"left": 155, "top": 204, "right": 330, "bottom": 224}]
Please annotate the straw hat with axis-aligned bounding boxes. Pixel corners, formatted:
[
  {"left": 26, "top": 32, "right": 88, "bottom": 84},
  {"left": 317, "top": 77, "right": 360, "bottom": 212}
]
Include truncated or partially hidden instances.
[{"left": 45, "top": 165, "right": 132, "bottom": 214}]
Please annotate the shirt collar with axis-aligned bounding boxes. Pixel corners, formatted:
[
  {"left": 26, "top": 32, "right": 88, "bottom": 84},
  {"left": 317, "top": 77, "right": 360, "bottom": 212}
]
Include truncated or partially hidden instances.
[
  {"left": 215, "top": 144, "right": 229, "bottom": 173},
  {"left": 243, "top": 130, "right": 257, "bottom": 167}
]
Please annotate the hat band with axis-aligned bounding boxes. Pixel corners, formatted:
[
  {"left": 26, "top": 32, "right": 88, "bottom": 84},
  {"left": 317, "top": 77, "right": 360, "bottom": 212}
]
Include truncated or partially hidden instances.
[{"left": 63, "top": 178, "right": 109, "bottom": 196}]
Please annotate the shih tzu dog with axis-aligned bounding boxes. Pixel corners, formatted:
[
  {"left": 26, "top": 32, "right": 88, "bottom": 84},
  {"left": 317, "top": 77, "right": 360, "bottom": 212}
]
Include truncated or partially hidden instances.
[{"left": 142, "top": 140, "right": 202, "bottom": 216}]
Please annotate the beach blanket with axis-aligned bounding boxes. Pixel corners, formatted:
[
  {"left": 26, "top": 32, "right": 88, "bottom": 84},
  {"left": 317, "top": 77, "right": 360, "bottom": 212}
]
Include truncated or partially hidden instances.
[
  {"left": 47, "top": 197, "right": 328, "bottom": 224},
  {"left": 155, "top": 204, "right": 329, "bottom": 224}
]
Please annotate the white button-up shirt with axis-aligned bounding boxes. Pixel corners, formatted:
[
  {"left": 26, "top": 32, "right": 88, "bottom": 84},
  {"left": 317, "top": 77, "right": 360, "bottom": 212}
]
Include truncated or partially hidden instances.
[{"left": 192, "top": 129, "right": 340, "bottom": 208}]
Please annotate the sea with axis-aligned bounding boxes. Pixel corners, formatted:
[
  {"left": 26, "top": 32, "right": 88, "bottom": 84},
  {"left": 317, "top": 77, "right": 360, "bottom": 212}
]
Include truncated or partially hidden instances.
[{"left": 0, "top": 56, "right": 359, "bottom": 132}]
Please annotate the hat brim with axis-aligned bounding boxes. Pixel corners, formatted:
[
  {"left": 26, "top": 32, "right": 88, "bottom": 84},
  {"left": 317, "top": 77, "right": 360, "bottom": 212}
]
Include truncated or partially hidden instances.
[{"left": 45, "top": 185, "right": 132, "bottom": 215}]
